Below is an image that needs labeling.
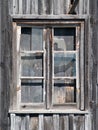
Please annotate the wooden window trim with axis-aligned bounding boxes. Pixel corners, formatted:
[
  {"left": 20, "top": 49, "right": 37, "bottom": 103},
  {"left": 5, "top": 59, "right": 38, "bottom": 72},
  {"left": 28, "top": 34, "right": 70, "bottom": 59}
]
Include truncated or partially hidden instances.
[{"left": 11, "top": 20, "right": 85, "bottom": 112}]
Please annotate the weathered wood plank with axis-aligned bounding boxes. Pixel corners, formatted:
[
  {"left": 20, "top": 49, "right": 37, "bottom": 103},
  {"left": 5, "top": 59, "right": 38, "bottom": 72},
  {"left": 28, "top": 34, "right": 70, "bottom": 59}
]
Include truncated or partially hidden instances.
[
  {"left": 74, "top": 115, "right": 85, "bottom": 130},
  {"left": 80, "top": 22, "right": 85, "bottom": 110},
  {"left": 21, "top": 115, "right": 29, "bottom": 130},
  {"left": 53, "top": 0, "right": 63, "bottom": 14},
  {"left": 11, "top": 22, "right": 17, "bottom": 110},
  {"left": 64, "top": 115, "right": 69, "bottom": 130},
  {"left": 44, "top": 115, "right": 53, "bottom": 130},
  {"left": 46, "top": 0, "right": 53, "bottom": 14},
  {"left": 39, "top": 115, "right": 44, "bottom": 130},
  {"left": 38, "top": 0, "right": 46, "bottom": 14},
  {"left": 30, "top": 115, "right": 38, "bottom": 130},
  {"left": 46, "top": 28, "right": 52, "bottom": 109},
  {"left": 16, "top": 26, "right": 21, "bottom": 109},
  {"left": 64, "top": 0, "right": 70, "bottom": 14},
  {"left": 79, "top": 0, "right": 84, "bottom": 14},
  {"left": 31, "top": 0, "right": 38, "bottom": 14},
  {"left": 19, "top": 0, "right": 23, "bottom": 14},
  {"left": 69, "top": 114, "right": 74, "bottom": 130},
  {"left": 15, "top": 115, "right": 21, "bottom": 130},
  {"left": 11, "top": 114, "right": 16, "bottom": 130},
  {"left": 26, "top": 0, "right": 30, "bottom": 14},
  {"left": 13, "top": 0, "right": 18, "bottom": 14},
  {"left": 53, "top": 114, "right": 59, "bottom": 130}
]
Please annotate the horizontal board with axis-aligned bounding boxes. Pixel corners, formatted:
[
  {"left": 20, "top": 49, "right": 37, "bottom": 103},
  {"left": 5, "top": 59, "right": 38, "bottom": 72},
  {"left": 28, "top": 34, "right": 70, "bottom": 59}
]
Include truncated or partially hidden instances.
[{"left": 10, "top": 113, "right": 89, "bottom": 130}]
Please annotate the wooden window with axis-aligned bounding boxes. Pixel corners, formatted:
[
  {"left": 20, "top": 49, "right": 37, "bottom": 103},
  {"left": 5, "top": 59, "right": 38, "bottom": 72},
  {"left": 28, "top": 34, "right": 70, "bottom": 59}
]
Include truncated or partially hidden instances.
[{"left": 12, "top": 21, "right": 84, "bottom": 110}]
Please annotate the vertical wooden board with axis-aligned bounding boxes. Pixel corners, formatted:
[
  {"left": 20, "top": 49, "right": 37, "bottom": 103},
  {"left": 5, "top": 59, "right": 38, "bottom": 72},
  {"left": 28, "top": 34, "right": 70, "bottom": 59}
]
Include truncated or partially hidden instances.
[
  {"left": 8, "top": 0, "right": 13, "bottom": 14},
  {"left": 22, "top": 0, "right": 26, "bottom": 14},
  {"left": 17, "top": 26, "right": 21, "bottom": 109},
  {"left": 21, "top": 115, "right": 30, "bottom": 130},
  {"left": 31, "top": 0, "right": 38, "bottom": 14},
  {"left": 69, "top": 114, "right": 74, "bottom": 130},
  {"left": 39, "top": 115, "right": 44, "bottom": 130},
  {"left": 64, "top": 0, "right": 70, "bottom": 14},
  {"left": 38, "top": 0, "right": 46, "bottom": 14},
  {"left": 79, "top": 0, "right": 84, "bottom": 14},
  {"left": 83, "top": 0, "right": 88, "bottom": 14},
  {"left": 64, "top": 115, "right": 69, "bottom": 130},
  {"left": 13, "top": 0, "right": 18, "bottom": 14},
  {"left": 30, "top": 115, "right": 39, "bottom": 130},
  {"left": 74, "top": 115, "right": 85, "bottom": 130},
  {"left": 19, "top": 0, "right": 23, "bottom": 14},
  {"left": 65, "top": 87, "right": 75, "bottom": 103},
  {"left": 59, "top": 115, "right": 65, "bottom": 130},
  {"left": 26, "top": 0, "right": 30, "bottom": 14},
  {"left": 85, "top": 114, "right": 91, "bottom": 130},
  {"left": 53, "top": 0, "right": 63, "bottom": 14},
  {"left": 11, "top": 22, "right": 18, "bottom": 109},
  {"left": 11, "top": 114, "right": 16, "bottom": 130},
  {"left": 80, "top": 23, "right": 85, "bottom": 110},
  {"left": 46, "top": 29, "right": 52, "bottom": 109},
  {"left": 76, "top": 26, "right": 80, "bottom": 109},
  {"left": 46, "top": 0, "right": 53, "bottom": 14},
  {"left": 53, "top": 114, "right": 59, "bottom": 130},
  {"left": 44, "top": 115, "right": 53, "bottom": 130},
  {"left": 15, "top": 115, "right": 21, "bottom": 130}
]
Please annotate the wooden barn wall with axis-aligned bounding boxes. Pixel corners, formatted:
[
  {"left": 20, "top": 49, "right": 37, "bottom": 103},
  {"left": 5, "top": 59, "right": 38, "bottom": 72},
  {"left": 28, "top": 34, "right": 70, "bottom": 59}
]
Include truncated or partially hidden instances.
[
  {"left": 9, "top": 0, "right": 89, "bottom": 15},
  {"left": 0, "top": 0, "right": 98, "bottom": 130},
  {"left": 0, "top": 0, "right": 12, "bottom": 130},
  {"left": 10, "top": 114, "right": 90, "bottom": 130},
  {"left": 0, "top": 0, "right": 1, "bottom": 129},
  {"left": 89, "top": 0, "right": 98, "bottom": 129}
]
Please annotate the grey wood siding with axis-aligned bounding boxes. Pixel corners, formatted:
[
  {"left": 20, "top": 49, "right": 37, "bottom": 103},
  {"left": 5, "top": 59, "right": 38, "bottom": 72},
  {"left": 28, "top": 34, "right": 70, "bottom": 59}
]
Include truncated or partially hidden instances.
[
  {"left": 9, "top": 0, "right": 89, "bottom": 15},
  {"left": 10, "top": 113, "right": 90, "bottom": 130},
  {"left": 0, "top": 0, "right": 98, "bottom": 129}
]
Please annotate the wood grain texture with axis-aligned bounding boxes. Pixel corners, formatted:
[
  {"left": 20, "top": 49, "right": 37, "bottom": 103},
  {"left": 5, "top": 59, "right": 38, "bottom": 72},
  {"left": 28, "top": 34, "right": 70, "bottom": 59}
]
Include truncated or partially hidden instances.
[{"left": 10, "top": 0, "right": 90, "bottom": 15}]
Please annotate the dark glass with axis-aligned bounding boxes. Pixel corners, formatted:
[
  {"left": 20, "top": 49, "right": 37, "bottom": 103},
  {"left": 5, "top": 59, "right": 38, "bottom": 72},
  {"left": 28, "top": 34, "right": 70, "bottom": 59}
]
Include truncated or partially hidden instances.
[
  {"left": 31, "top": 28, "right": 43, "bottom": 51},
  {"left": 21, "top": 53, "right": 43, "bottom": 77},
  {"left": 21, "top": 27, "right": 32, "bottom": 50},
  {"left": 54, "top": 28, "right": 75, "bottom": 51},
  {"left": 21, "top": 27, "right": 43, "bottom": 51},
  {"left": 53, "top": 79, "right": 76, "bottom": 104},
  {"left": 54, "top": 53, "right": 76, "bottom": 77},
  {"left": 21, "top": 80, "right": 43, "bottom": 103}
]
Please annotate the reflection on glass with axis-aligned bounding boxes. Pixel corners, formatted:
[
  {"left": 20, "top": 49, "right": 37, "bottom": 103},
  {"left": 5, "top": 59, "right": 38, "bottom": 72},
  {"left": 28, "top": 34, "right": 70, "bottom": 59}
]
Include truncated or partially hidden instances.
[
  {"left": 32, "top": 28, "right": 43, "bottom": 51},
  {"left": 20, "top": 27, "right": 43, "bottom": 51},
  {"left": 21, "top": 27, "right": 31, "bottom": 50},
  {"left": 21, "top": 80, "right": 43, "bottom": 103},
  {"left": 54, "top": 28, "right": 75, "bottom": 51},
  {"left": 54, "top": 53, "right": 76, "bottom": 77},
  {"left": 53, "top": 79, "right": 76, "bottom": 104},
  {"left": 21, "top": 53, "right": 43, "bottom": 77}
]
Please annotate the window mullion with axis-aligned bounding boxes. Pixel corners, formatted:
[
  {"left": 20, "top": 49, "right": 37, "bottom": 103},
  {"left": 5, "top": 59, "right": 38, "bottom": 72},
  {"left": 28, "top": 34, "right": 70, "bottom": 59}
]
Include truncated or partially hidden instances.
[{"left": 46, "top": 28, "right": 52, "bottom": 109}]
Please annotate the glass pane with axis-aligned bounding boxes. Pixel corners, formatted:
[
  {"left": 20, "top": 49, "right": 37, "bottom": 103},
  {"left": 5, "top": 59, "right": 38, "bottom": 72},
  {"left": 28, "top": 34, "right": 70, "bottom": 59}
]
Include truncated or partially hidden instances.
[
  {"left": 21, "top": 27, "right": 31, "bottom": 51},
  {"left": 32, "top": 28, "right": 43, "bottom": 50},
  {"left": 54, "top": 28, "right": 75, "bottom": 51},
  {"left": 54, "top": 53, "right": 76, "bottom": 77},
  {"left": 21, "top": 53, "right": 43, "bottom": 77},
  {"left": 53, "top": 79, "right": 76, "bottom": 104},
  {"left": 21, "top": 80, "right": 44, "bottom": 103}
]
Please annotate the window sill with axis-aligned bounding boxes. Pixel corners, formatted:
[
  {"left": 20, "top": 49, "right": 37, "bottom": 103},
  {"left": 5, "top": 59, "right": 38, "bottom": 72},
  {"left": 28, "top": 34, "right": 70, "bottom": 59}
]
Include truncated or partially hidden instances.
[{"left": 9, "top": 109, "right": 89, "bottom": 114}]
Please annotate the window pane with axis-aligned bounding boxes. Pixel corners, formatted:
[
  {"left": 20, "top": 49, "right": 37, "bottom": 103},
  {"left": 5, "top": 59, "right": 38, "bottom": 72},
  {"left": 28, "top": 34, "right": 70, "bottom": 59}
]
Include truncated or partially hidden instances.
[
  {"left": 21, "top": 53, "right": 43, "bottom": 77},
  {"left": 21, "top": 80, "right": 44, "bottom": 103},
  {"left": 54, "top": 28, "right": 75, "bottom": 51},
  {"left": 32, "top": 28, "right": 43, "bottom": 51},
  {"left": 53, "top": 79, "right": 76, "bottom": 104},
  {"left": 54, "top": 53, "right": 76, "bottom": 77},
  {"left": 21, "top": 27, "right": 31, "bottom": 51}
]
